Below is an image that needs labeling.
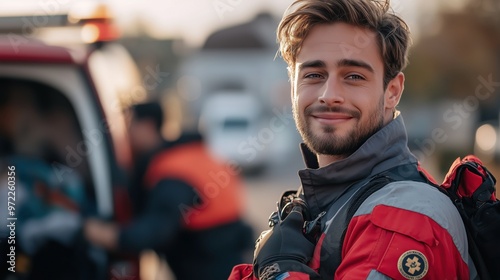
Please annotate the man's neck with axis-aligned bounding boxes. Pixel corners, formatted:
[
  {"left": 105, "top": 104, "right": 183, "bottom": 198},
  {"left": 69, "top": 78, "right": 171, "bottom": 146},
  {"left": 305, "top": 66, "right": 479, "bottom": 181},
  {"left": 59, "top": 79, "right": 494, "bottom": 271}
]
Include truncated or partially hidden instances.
[{"left": 317, "top": 154, "right": 347, "bottom": 168}]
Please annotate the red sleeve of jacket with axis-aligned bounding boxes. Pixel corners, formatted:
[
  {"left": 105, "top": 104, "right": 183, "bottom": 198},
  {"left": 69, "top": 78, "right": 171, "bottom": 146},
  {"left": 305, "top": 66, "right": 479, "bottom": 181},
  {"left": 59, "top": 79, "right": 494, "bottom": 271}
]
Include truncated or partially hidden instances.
[
  {"left": 228, "top": 264, "right": 312, "bottom": 280},
  {"left": 228, "top": 264, "right": 256, "bottom": 280},
  {"left": 334, "top": 204, "right": 469, "bottom": 279}
]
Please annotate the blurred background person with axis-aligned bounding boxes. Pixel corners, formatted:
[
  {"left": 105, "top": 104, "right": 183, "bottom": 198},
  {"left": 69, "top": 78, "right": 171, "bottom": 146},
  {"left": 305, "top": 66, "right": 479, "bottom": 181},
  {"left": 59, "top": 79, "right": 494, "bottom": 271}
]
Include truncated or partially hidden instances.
[{"left": 84, "top": 101, "right": 254, "bottom": 279}]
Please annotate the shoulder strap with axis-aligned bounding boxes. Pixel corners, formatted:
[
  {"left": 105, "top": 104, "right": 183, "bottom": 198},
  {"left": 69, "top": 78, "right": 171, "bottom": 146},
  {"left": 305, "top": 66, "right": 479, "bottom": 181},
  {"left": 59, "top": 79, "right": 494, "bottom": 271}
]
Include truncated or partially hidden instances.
[{"left": 318, "top": 163, "right": 428, "bottom": 278}]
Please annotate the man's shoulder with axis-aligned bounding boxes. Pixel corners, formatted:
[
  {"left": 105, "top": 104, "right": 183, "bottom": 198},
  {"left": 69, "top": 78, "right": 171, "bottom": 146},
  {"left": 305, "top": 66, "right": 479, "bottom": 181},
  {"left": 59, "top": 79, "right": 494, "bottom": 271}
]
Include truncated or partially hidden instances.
[
  {"left": 354, "top": 180, "right": 467, "bottom": 248},
  {"left": 350, "top": 180, "right": 469, "bottom": 262}
]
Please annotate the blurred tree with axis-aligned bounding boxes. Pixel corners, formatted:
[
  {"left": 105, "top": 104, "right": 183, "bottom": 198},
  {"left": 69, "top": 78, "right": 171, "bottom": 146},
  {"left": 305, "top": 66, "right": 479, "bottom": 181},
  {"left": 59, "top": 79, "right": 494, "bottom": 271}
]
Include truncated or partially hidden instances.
[{"left": 403, "top": 0, "right": 500, "bottom": 122}]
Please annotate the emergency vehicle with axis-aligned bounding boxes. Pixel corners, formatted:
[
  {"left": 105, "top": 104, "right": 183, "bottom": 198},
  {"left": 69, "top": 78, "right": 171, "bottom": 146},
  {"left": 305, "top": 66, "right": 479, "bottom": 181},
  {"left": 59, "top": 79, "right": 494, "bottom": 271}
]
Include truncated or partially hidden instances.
[{"left": 0, "top": 2, "right": 142, "bottom": 279}]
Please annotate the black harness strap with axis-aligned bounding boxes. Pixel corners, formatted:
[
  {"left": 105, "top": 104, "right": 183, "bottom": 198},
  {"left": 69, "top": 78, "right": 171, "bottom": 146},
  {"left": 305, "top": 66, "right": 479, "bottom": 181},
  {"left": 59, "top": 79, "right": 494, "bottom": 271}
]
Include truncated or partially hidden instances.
[{"left": 318, "top": 163, "right": 428, "bottom": 279}]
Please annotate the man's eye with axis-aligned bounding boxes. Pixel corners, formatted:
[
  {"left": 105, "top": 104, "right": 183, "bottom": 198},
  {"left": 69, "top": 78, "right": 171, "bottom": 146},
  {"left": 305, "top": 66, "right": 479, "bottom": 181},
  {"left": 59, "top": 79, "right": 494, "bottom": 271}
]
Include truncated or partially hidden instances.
[
  {"left": 346, "top": 74, "right": 364, "bottom": 80},
  {"left": 304, "top": 73, "right": 322, "bottom": 79}
]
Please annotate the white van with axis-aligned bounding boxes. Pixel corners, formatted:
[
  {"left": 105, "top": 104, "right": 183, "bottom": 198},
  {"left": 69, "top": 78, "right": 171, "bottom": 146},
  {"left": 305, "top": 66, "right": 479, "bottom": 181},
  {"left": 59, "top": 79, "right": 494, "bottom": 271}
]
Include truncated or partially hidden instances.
[{"left": 200, "top": 91, "right": 270, "bottom": 173}]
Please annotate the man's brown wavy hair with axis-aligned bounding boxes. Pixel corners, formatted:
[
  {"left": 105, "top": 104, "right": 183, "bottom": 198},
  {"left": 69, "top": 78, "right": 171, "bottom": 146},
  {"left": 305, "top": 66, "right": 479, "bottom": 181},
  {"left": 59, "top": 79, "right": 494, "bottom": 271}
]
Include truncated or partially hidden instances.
[{"left": 277, "top": 0, "right": 411, "bottom": 89}]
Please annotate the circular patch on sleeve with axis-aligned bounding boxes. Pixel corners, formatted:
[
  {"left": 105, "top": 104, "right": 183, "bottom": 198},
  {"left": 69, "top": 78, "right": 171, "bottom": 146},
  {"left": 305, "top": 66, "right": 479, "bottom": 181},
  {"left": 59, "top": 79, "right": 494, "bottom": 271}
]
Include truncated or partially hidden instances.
[{"left": 397, "top": 250, "right": 428, "bottom": 279}]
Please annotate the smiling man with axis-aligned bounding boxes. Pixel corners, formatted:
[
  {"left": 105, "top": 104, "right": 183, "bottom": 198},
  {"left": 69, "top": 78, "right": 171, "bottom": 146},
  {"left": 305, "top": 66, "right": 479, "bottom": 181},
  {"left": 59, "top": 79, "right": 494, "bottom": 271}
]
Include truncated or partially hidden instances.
[
  {"left": 229, "top": 0, "right": 474, "bottom": 279},
  {"left": 293, "top": 22, "right": 394, "bottom": 165}
]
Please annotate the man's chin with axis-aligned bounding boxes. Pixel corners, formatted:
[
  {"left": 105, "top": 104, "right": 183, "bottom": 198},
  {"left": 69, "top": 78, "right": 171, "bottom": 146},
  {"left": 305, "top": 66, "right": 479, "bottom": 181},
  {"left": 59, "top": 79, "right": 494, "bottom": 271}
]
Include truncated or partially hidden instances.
[
  {"left": 306, "top": 129, "right": 357, "bottom": 150},
  {"left": 313, "top": 130, "right": 348, "bottom": 142}
]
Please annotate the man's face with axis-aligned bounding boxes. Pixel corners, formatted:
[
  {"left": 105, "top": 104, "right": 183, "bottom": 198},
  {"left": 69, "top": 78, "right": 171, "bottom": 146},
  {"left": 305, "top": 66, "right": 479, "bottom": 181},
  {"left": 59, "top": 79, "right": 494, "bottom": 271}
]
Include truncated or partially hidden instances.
[{"left": 292, "top": 23, "right": 400, "bottom": 163}]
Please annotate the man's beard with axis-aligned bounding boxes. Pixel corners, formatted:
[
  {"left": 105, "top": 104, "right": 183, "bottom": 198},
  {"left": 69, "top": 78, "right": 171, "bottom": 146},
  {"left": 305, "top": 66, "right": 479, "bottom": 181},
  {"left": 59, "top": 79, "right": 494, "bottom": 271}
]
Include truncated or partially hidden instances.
[{"left": 294, "top": 99, "right": 384, "bottom": 159}]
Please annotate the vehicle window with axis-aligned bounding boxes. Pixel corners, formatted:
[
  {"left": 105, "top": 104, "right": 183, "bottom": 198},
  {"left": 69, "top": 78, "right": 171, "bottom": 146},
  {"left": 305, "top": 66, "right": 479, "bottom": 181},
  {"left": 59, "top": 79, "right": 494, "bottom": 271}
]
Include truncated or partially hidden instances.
[{"left": 0, "top": 77, "right": 95, "bottom": 214}]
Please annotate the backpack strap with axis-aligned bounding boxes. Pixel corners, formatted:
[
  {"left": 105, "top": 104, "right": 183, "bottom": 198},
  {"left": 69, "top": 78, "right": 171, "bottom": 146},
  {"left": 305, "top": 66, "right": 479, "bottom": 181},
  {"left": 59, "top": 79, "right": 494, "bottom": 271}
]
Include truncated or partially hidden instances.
[{"left": 318, "top": 163, "right": 428, "bottom": 278}]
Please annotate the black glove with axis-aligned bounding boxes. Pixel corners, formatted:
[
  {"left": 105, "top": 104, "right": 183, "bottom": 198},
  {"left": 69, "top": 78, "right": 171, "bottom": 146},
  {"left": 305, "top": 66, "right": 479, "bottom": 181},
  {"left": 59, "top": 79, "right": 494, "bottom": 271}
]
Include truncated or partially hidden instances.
[{"left": 253, "top": 206, "right": 319, "bottom": 280}]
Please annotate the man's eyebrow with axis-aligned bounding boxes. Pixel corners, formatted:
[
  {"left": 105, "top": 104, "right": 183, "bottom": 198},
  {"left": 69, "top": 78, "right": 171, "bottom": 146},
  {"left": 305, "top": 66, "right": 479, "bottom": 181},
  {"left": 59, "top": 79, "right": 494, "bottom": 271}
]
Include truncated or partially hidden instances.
[
  {"left": 298, "top": 60, "right": 326, "bottom": 72},
  {"left": 337, "top": 59, "right": 374, "bottom": 73}
]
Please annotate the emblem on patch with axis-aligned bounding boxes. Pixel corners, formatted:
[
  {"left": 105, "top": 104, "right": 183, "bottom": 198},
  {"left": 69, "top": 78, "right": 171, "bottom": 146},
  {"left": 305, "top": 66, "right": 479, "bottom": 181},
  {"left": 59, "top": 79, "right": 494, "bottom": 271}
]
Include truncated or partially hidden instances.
[{"left": 397, "top": 250, "right": 428, "bottom": 279}]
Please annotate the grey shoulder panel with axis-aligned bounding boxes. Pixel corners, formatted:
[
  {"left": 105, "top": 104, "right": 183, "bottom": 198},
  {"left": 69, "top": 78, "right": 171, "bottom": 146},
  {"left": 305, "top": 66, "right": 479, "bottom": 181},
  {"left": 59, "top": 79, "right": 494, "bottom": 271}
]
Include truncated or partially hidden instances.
[{"left": 354, "top": 181, "right": 468, "bottom": 262}]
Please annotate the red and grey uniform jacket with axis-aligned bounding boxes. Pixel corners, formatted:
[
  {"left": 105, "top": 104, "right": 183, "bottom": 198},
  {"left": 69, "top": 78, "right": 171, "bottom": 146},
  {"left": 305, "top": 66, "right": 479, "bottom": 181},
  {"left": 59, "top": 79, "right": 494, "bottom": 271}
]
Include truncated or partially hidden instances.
[{"left": 230, "top": 114, "right": 475, "bottom": 280}]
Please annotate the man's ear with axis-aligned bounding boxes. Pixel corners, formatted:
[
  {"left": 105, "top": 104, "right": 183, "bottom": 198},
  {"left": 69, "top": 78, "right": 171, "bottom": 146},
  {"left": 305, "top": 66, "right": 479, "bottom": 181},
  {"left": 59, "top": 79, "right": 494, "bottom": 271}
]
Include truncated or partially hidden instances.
[{"left": 385, "top": 72, "right": 405, "bottom": 110}]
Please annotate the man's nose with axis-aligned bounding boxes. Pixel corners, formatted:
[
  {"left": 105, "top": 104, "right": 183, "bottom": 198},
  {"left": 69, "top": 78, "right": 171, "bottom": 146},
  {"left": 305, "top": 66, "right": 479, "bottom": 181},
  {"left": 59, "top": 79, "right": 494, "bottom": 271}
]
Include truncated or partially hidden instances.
[{"left": 318, "top": 79, "right": 344, "bottom": 106}]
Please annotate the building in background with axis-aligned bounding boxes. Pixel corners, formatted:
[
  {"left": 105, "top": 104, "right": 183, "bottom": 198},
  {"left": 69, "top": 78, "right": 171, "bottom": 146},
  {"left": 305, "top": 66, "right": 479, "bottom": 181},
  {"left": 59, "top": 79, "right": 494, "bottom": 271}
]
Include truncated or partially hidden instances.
[{"left": 177, "top": 13, "right": 301, "bottom": 174}]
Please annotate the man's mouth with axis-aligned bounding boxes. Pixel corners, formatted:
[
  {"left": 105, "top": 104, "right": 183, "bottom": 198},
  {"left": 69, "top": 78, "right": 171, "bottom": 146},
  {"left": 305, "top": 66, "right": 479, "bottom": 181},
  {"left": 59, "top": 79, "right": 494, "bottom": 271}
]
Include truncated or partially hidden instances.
[{"left": 310, "top": 112, "right": 354, "bottom": 124}]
